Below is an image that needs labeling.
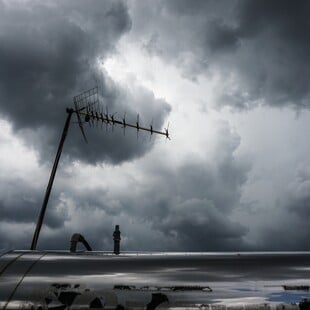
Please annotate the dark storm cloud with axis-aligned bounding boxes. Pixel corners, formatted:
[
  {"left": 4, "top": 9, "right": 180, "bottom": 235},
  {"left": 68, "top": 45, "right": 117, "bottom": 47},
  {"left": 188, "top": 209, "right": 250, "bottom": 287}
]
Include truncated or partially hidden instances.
[
  {"left": 245, "top": 165, "right": 310, "bottom": 251},
  {"left": 0, "top": 178, "right": 69, "bottom": 229},
  {"left": 288, "top": 196, "right": 310, "bottom": 217},
  {"left": 0, "top": 0, "right": 170, "bottom": 164},
  {"left": 285, "top": 166, "right": 310, "bottom": 218},
  {"left": 0, "top": 119, "right": 251, "bottom": 251},
  {"left": 138, "top": 123, "right": 250, "bottom": 251},
  {"left": 133, "top": 0, "right": 310, "bottom": 109},
  {"left": 227, "top": 0, "right": 310, "bottom": 109},
  {"left": 205, "top": 20, "right": 239, "bottom": 53},
  {"left": 48, "top": 121, "right": 250, "bottom": 251}
]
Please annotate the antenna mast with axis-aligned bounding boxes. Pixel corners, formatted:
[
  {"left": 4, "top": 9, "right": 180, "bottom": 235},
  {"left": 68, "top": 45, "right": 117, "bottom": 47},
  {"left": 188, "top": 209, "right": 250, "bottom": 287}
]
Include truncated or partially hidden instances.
[{"left": 30, "top": 87, "right": 169, "bottom": 250}]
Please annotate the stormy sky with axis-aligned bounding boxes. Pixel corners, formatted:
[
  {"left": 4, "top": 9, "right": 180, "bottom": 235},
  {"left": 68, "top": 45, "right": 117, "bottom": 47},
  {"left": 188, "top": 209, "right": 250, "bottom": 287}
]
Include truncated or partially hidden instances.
[{"left": 1, "top": 0, "right": 310, "bottom": 252}]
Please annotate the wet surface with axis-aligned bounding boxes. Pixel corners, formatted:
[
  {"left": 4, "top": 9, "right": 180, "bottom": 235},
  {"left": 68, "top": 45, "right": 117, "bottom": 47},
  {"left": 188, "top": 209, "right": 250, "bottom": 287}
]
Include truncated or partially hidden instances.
[
  {"left": 0, "top": 251, "right": 309, "bottom": 309},
  {"left": 284, "top": 285, "right": 310, "bottom": 291}
]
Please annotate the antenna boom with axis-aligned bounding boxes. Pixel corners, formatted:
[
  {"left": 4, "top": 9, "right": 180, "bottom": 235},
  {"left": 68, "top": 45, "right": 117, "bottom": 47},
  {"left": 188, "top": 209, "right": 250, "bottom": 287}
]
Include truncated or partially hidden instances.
[
  {"left": 30, "top": 86, "right": 170, "bottom": 250},
  {"left": 76, "top": 110, "right": 169, "bottom": 138}
]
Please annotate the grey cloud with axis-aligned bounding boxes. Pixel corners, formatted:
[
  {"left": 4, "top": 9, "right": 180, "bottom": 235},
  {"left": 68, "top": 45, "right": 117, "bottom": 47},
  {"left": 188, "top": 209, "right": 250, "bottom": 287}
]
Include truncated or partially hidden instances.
[
  {"left": 0, "top": 120, "right": 251, "bottom": 251},
  {"left": 205, "top": 20, "right": 239, "bottom": 53},
  {"left": 285, "top": 166, "right": 310, "bottom": 217},
  {"left": 167, "top": 203, "right": 248, "bottom": 251},
  {"left": 255, "top": 214, "right": 310, "bottom": 251},
  {"left": 165, "top": 0, "right": 237, "bottom": 18},
  {"left": 131, "top": 0, "right": 310, "bottom": 110},
  {"left": 234, "top": 0, "right": 310, "bottom": 108},
  {"left": 237, "top": 0, "right": 310, "bottom": 39},
  {"left": 57, "top": 121, "right": 250, "bottom": 251},
  {"left": 139, "top": 123, "right": 250, "bottom": 251},
  {"left": 245, "top": 164, "right": 310, "bottom": 251},
  {"left": 0, "top": 178, "right": 69, "bottom": 229},
  {"left": 165, "top": 0, "right": 210, "bottom": 15},
  {"left": 152, "top": 198, "right": 248, "bottom": 251},
  {"left": 0, "top": 0, "right": 170, "bottom": 164},
  {"left": 287, "top": 193, "right": 310, "bottom": 218}
]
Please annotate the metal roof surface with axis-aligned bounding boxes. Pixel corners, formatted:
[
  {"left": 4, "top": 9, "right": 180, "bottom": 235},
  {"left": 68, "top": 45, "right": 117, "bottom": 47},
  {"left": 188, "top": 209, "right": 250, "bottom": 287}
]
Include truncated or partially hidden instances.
[{"left": 0, "top": 251, "right": 309, "bottom": 309}]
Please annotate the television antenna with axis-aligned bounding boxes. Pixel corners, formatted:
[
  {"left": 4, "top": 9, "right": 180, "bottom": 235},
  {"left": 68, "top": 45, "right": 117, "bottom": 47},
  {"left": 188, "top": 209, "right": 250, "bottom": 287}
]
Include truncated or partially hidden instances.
[{"left": 30, "top": 86, "right": 170, "bottom": 250}]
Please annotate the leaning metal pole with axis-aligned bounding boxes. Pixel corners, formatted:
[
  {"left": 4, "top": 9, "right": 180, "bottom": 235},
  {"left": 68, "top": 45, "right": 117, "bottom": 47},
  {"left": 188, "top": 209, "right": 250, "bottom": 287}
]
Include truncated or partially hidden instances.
[{"left": 30, "top": 108, "right": 74, "bottom": 250}]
